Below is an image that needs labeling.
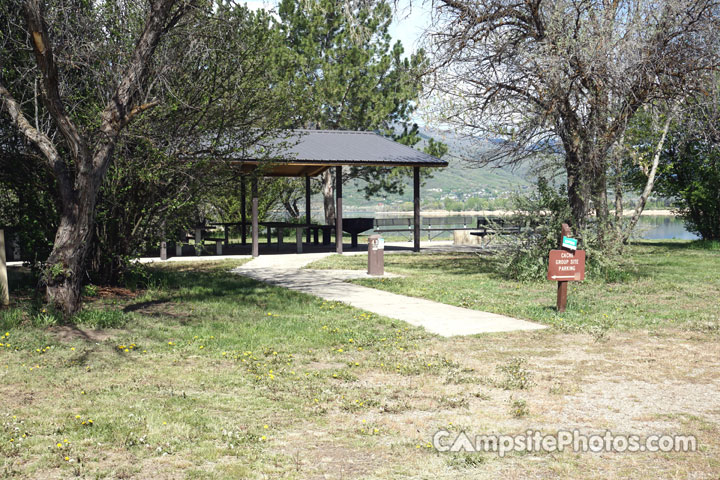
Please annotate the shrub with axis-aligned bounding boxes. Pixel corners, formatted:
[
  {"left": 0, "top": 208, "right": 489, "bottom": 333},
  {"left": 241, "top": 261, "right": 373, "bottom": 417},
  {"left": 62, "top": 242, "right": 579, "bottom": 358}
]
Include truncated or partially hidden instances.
[
  {"left": 496, "top": 357, "right": 534, "bottom": 390},
  {"left": 83, "top": 284, "right": 99, "bottom": 297},
  {"left": 503, "top": 178, "right": 631, "bottom": 282},
  {"left": 0, "top": 308, "right": 24, "bottom": 330},
  {"left": 508, "top": 397, "right": 529, "bottom": 418}
]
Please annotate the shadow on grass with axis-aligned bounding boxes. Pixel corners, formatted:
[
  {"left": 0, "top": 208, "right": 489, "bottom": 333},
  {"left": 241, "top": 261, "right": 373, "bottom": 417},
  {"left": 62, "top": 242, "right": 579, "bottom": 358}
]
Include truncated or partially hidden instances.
[
  {"left": 384, "top": 252, "right": 506, "bottom": 278},
  {"left": 630, "top": 239, "right": 720, "bottom": 251},
  {"left": 123, "top": 298, "right": 174, "bottom": 314},
  {"left": 122, "top": 265, "right": 308, "bottom": 318},
  {"left": 629, "top": 240, "right": 693, "bottom": 250}
]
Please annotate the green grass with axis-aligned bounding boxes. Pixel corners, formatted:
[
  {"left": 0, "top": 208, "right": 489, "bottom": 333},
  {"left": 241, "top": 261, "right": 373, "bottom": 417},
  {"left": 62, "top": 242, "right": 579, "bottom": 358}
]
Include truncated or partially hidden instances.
[
  {"left": 306, "top": 240, "right": 720, "bottom": 332},
  {"left": 1, "top": 246, "right": 718, "bottom": 479},
  {"left": 0, "top": 260, "right": 447, "bottom": 478}
]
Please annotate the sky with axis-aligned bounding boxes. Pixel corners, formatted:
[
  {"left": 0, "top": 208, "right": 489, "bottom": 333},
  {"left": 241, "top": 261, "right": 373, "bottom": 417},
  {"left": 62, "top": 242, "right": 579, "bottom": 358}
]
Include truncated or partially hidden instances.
[{"left": 388, "top": 0, "right": 433, "bottom": 55}]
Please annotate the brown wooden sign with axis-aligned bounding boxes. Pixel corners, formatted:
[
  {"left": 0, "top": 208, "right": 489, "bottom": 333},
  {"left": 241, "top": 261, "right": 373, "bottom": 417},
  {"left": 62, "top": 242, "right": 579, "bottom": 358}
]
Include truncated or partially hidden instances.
[{"left": 547, "top": 249, "right": 586, "bottom": 282}]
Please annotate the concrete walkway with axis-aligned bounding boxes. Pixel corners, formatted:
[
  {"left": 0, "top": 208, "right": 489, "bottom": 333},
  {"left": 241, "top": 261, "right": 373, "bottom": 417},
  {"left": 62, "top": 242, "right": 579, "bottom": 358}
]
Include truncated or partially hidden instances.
[{"left": 233, "top": 252, "right": 546, "bottom": 337}]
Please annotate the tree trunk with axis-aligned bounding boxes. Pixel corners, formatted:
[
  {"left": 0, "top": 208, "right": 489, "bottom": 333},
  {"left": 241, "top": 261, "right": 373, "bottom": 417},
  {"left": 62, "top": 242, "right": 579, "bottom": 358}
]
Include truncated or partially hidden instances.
[
  {"left": 322, "top": 169, "right": 336, "bottom": 225},
  {"left": 2, "top": 0, "right": 186, "bottom": 317},
  {"left": 613, "top": 134, "right": 625, "bottom": 249},
  {"left": 592, "top": 164, "right": 610, "bottom": 248},
  {"left": 282, "top": 199, "right": 300, "bottom": 218},
  {"left": 613, "top": 138, "right": 625, "bottom": 225},
  {"left": 593, "top": 168, "right": 609, "bottom": 224},
  {"left": 565, "top": 150, "right": 589, "bottom": 230},
  {"left": 623, "top": 109, "right": 674, "bottom": 243},
  {"left": 44, "top": 175, "right": 98, "bottom": 315}
]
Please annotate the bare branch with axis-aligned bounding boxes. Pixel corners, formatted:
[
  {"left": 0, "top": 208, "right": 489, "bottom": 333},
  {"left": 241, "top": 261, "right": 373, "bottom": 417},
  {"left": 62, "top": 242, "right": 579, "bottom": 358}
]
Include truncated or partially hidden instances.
[
  {"left": 0, "top": 83, "right": 62, "bottom": 174},
  {"left": 94, "top": 0, "right": 195, "bottom": 176},
  {"left": 23, "top": 0, "right": 90, "bottom": 163},
  {"left": 126, "top": 100, "right": 161, "bottom": 124}
]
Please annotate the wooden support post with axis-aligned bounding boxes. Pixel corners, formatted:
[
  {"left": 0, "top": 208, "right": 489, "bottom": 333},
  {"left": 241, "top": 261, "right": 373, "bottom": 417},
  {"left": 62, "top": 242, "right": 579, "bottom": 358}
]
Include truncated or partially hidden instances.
[
  {"left": 556, "top": 223, "right": 572, "bottom": 312},
  {"left": 216, "top": 241, "right": 222, "bottom": 255},
  {"left": 195, "top": 227, "right": 202, "bottom": 256},
  {"left": 10, "top": 234, "right": 20, "bottom": 261},
  {"left": 305, "top": 175, "right": 312, "bottom": 243},
  {"left": 241, "top": 177, "right": 247, "bottom": 245},
  {"left": 413, "top": 166, "right": 421, "bottom": 253},
  {"left": 252, "top": 177, "right": 259, "bottom": 257},
  {"left": 336, "top": 166, "right": 343, "bottom": 254},
  {"left": 0, "top": 229, "right": 8, "bottom": 306},
  {"left": 176, "top": 234, "right": 183, "bottom": 257},
  {"left": 296, "top": 228, "right": 303, "bottom": 253},
  {"left": 159, "top": 224, "right": 167, "bottom": 260}
]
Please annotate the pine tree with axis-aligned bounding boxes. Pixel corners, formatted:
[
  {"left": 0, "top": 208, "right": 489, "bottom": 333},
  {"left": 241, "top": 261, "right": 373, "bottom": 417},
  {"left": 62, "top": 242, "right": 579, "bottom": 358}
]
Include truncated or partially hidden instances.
[{"left": 278, "top": 0, "right": 429, "bottom": 223}]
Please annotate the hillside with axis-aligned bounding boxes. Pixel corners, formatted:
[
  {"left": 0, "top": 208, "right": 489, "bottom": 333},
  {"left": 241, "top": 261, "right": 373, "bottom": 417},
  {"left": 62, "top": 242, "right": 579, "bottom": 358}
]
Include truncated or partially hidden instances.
[{"left": 343, "top": 128, "right": 533, "bottom": 210}]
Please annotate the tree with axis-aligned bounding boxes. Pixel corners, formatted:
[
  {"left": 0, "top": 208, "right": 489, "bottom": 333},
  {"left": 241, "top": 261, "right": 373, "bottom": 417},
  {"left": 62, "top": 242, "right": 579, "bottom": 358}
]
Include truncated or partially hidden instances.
[
  {"left": 277, "top": 0, "right": 429, "bottom": 223},
  {"left": 0, "top": 0, "right": 290, "bottom": 314},
  {"left": 88, "top": 5, "right": 296, "bottom": 284},
  {"left": 428, "top": 0, "right": 720, "bottom": 240},
  {"left": 1, "top": 0, "right": 198, "bottom": 315},
  {"left": 617, "top": 100, "right": 677, "bottom": 240},
  {"left": 626, "top": 83, "right": 720, "bottom": 240}
]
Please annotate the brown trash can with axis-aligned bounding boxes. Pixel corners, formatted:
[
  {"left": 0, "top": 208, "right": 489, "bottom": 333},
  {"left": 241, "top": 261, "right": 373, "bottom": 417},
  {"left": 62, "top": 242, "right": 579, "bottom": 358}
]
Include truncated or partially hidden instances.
[{"left": 368, "top": 234, "right": 384, "bottom": 276}]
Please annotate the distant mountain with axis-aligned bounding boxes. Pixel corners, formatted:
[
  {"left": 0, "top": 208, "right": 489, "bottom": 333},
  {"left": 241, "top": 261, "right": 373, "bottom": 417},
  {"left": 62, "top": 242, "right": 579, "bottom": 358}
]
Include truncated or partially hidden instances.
[{"left": 342, "top": 127, "right": 534, "bottom": 209}]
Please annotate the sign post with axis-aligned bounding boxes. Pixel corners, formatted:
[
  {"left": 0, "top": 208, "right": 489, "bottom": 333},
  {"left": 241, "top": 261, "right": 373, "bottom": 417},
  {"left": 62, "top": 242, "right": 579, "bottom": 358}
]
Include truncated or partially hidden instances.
[
  {"left": 0, "top": 229, "right": 9, "bottom": 306},
  {"left": 548, "top": 223, "right": 585, "bottom": 312}
]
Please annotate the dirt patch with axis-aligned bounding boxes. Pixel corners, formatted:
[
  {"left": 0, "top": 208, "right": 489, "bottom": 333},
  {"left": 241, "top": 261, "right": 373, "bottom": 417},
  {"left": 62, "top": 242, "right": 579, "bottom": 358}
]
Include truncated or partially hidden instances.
[
  {"left": 0, "top": 384, "right": 42, "bottom": 409},
  {"left": 367, "top": 328, "right": 720, "bottom": 478},
  {"left": 556, "top": 377, "right": 720, "bottom": 433},
  {"left": 305, "top": 361, "right": 347, "bottom": 371},
  {"left": 277, "top": 429, "right": 390, "bottom": 479},
  {"left": 96, "top": 286, "right": 138, "bottom": 299}
]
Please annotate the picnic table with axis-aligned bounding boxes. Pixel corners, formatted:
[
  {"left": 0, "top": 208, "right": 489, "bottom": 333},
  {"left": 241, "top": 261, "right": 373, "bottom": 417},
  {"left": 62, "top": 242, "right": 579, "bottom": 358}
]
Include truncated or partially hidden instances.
[
  {"left": 209, "top": 221, "right": 247, "bottom": 246},
  {"left": 373, "top": 216, "right": 479, "bottom": 240},
  {"left": 172, "top": 219, "right": 367, "bottom": 256},
  {"left": 260, "top": 222, "right": 310, "bottom": 253},
  {"left": 208, "top": 221, "right": 335, "bottom": 252}
]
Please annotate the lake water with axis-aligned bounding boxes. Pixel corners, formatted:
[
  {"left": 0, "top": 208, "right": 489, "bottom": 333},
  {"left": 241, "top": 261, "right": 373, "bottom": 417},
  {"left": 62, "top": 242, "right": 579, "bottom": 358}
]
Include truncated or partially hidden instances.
[
  {"left": 344, "top": 211, "right": 698, "bottom": 240},
  {"left": 635, "top": 216, "right": 699, "bottom": 240}
]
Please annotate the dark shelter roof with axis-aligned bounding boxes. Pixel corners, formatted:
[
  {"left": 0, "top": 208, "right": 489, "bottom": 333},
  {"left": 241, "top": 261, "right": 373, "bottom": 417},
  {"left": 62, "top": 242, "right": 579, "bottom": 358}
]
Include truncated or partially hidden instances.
[{"left": 235, "top": 129, "right": 448, "bottom": 177}]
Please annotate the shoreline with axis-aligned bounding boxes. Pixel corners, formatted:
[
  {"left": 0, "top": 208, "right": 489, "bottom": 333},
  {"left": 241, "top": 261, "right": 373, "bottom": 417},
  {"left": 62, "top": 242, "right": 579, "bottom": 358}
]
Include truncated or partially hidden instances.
[{"left": 366, "top": 209, "right": 677, "bottom": 218}]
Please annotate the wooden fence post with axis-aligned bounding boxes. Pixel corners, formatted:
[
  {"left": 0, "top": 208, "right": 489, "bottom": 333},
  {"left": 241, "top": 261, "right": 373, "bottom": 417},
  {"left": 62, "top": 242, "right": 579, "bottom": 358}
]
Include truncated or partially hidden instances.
[
  {"left": 556, "top": 223, "right": 572, "bottom": 313},
  {"left": 0, "top": 229, "right": 9, "bottom": 306}
]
